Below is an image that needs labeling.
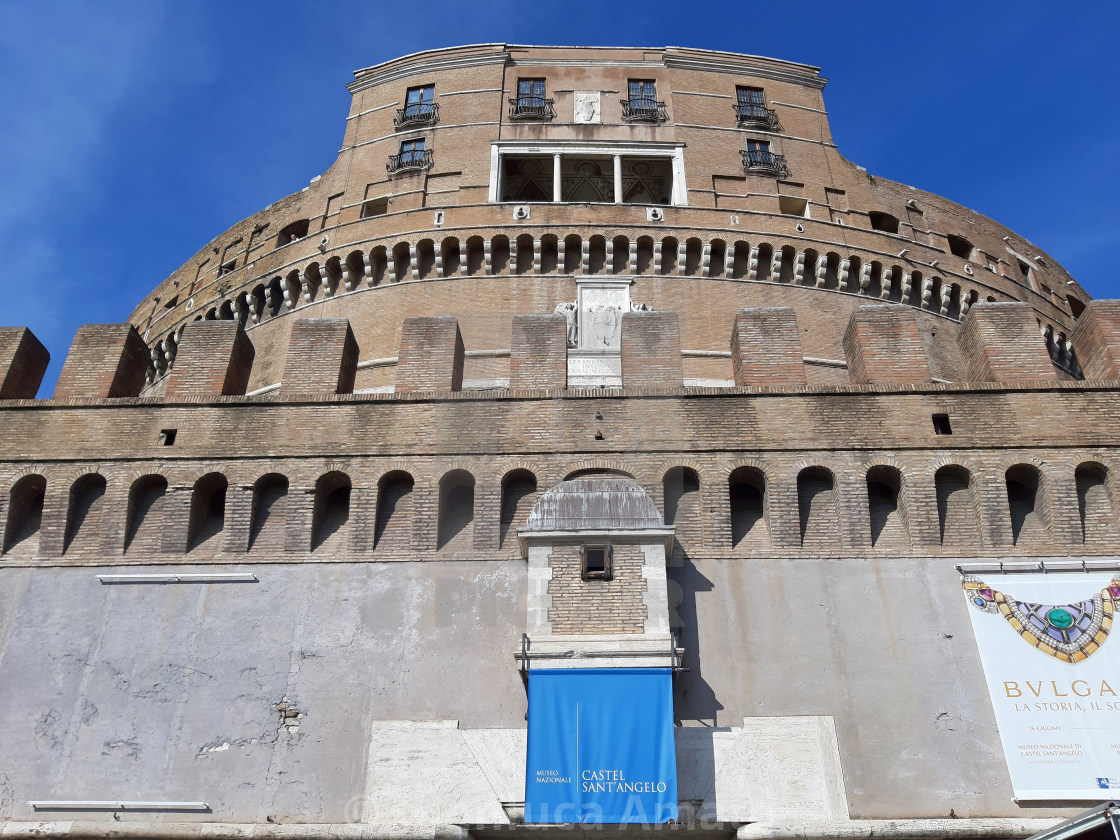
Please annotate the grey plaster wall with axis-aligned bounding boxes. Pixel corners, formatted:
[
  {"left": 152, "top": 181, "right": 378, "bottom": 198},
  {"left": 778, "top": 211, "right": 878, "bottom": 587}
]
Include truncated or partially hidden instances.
[
  {"left": 0, "top": 562, "right": 526, "bottom": 824},
  {"left": 0, "top": 554, "right": 1085, "bottom": 827},
  {"left": 668, "top": 554, "right": 1067, "bottom": 820}
]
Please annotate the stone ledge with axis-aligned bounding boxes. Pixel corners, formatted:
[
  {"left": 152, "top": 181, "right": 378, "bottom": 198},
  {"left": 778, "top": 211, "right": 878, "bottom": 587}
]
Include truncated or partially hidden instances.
[{"left": 1, "top": 378, "right": 1117, "bottom": 410}]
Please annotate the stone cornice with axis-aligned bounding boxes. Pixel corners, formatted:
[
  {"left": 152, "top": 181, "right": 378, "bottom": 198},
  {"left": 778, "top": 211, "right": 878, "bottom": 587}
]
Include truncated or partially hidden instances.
[
  {"left": 347, "top": 46, "right": 510, "bottom": 94},
  {"left": 662, "top": 53, "right": 827, "bottom": 90}
]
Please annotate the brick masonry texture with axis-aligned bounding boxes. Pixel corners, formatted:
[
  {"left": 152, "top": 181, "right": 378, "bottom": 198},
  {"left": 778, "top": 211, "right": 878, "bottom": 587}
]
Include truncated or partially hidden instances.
[
  {"left": 166, "top": 320, "right": 256, "bottom": 398},
  {"left": 396, "top": 316, "right": 464, "bottom": 393},
  {"left": 509, "top": 314, "right": 567, "bottom": 389},
  {"left": 958, "top": 302, "right": 1057, "bottom": 383},
  {"left": 0, "top": 327, "right": 49, "bottom": 399},
  {"left": 279, "top": 318, "right": 358, "bottom": 396},
  {"left": 621, "top": 311, "right": 682, "bottom": 387},
  {"left": 843, "top": 305, "right": 931, "bottom": 385},
  {"left": 731, "top": 307, "right": 806, "bottom": 386},
  {"left": 1072, "top": 300, "right": 1120, "bottom": 381},
  {"left": 54, "top": 323, "right": 149, "bottom": 399},
  {"left": 547, "top": 543, "right": 648, "bottom": 634}
]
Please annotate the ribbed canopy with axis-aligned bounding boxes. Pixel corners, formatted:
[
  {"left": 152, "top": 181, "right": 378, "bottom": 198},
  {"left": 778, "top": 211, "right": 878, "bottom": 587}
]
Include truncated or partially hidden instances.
[{"left": 525, "top": 478, "right": 663, "bottom": 531}]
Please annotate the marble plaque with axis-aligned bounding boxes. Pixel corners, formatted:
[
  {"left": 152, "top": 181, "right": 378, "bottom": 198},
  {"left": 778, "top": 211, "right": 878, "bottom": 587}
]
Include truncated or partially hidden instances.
[
  {"left": 573, "top": 91, "right": 601, "bottom": 124},
  {"left": 568, "top": 356, "right": 622, "bottom": 376},
  {"left": 577, "top": 285, "right": 629, "bottom": 349}
]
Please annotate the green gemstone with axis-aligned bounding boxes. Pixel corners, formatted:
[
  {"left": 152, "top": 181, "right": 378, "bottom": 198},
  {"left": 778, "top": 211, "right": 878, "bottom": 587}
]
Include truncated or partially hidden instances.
[{"left": 1047, "top": 608, "right": 1074, "bottom": 629}]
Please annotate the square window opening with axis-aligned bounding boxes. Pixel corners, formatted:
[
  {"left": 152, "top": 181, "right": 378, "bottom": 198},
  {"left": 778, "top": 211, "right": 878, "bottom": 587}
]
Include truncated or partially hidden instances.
[
  {"left": 932, "top": 414, "right": 952, "bottom": 435},
  {"left": 362, "top": 197, "right": 389, "bottom": 218},
  {"left": 158, "top": 428, "right": 177, "bottom": 446},
  {"left": 778, "top": 195, "right": 809, "bottom": 218},
  {"left": 581, "top": 544, "right": 613, "bottom": 580}
]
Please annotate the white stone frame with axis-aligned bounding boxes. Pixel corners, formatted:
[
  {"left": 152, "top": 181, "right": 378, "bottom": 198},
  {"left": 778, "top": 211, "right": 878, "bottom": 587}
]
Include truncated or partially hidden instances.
[{"left": 488, "top": 140, "right": 688, "bottom": 206}]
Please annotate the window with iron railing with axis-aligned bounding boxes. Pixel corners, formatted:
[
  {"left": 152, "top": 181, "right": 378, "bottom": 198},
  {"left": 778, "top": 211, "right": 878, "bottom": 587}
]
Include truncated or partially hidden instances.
[
  {"left": 387, "top": 138, "right": 433, "bottom": 174},
  {"left": 741, "top": 139, "right": 788, "bottom": 176},
  {"left": 734, "top": 86, "right": 780, "bottom": 130},
  {"left": 622, "top": 79, "right": 667, "bottom": 123},
  {"left": 509, "top": 78, "right": 554, "bottom": 120},
  {"left": 395, "top": 85, "right": 438, "bottom": 128}
]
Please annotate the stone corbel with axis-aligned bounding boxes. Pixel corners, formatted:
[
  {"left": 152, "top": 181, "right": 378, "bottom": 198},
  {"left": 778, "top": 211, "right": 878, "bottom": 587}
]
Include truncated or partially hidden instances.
[
  {"left": 814, "top": 254, "right": 827, "bottom": 288},
  {"left": 838, "top": 257, "right": 851, "bottom": 290},
  {"left": 747, "top": 246, "right": 759, "bottom": 281},
  {"left": 483, "top": 240, "right": 493, "bottom": 275},
  {"left": 409, "top": 244, "right": 420, "bottom": 281},
  {"left": 771, "top": 249, "right": 783, "bottom": 282},
  {"left": 793, "top": 251, "right": 806, "bottom": 284},
  {"left": 880, "top": 267, "right": 893, "bottom": 299}
]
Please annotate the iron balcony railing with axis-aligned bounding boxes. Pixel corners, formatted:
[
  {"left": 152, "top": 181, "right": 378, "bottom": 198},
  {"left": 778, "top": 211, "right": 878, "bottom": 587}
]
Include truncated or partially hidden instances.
[
  {"left": 734, "top": 102, "right": 781, "bottom": 131},
  {"left": 393, "top": 102, "right": 439, "bottom": 129},
  {"left": 621, "top": 97, "right": 668, "bottom": 123},
  {"left": 740, "top": 148, "right": 789, "bottom": 176},
  {"left": 508, "top": 96, "right": 555, "bottom": 120},
  {"left": 386, "top": 148, "right": 433, "bottom": 174}
]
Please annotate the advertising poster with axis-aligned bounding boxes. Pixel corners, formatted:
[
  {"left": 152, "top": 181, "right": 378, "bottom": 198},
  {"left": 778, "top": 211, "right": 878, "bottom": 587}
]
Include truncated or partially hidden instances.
[
  {"left": 524, "top": 667, "right": 678, "bottom": 824},
  {"left": 962, "top": 571, "right": 1120, "bottom": 799}
]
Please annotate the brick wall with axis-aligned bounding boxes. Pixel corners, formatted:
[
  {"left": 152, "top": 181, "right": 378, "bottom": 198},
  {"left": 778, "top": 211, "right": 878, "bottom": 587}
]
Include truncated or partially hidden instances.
[
  {"left": 0, "top": 327, "right": 49, "bottom": 399},
  {"left": 166, "top": 321, "right": 255, "bottom": 398},
  {"left": 54, "top": 324, "right": 149, "bottom": 400},
  {"left": 843, "top": 305, "right": 931, "bottom": 385},
  {"left": 509, "top": 314, "right": 567, "bottom": 390},
  {"left": 621, "top": 311, "right": 682, "bottom": 388},
  {"left": 547, "top": 543, "right": 648, "bottom": 634},
  {"left": 1072, "top": 300, "right": 1120, "bottom": 381},
  {"left": 396, "top": 316, "right": 464, "bottom": 393},
  {"left": 958, "top": 302, "right": 1057, "bottom": 383},
  {"left": 280, "top": 318, "right": 358, "bottom": 396},
  {"left": 730, "top": 307, "right": 806, "bottom": 386}
]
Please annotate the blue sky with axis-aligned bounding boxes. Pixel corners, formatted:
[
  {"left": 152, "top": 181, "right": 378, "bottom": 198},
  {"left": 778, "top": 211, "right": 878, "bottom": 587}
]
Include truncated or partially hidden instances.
[{"left": 1, "top": 0, "right": 1118, "bottom": 394}]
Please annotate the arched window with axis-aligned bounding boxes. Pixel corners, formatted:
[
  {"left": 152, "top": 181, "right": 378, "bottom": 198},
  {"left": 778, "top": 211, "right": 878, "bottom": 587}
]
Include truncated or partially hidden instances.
[
  {"left": 1005, "top": 464, "right": 1048, "bottom": 546},
  {"left": 437, "top": 470, "right": 475, "bottom": 552},
  {"left": 189, "top": 473, "right": 228, "bottom": 551},
  {"left": 500, "top": 470, "right": 538, "bottom": 548},
  {"left": 934, "top": 466, "right": 980, "bottom": 547},
  {"left": 65, "top": 473, "right": 107, "bottom": 554},
  {"left": 312, "top": 472, "right": 351, "bottom": 552},
  {"left": 249, "top": 474, "right": 290, "bottom": 553},
  {"left": 866, "top": 466, "right": 909, "bottom": 548},
  {"left": 728, "top": 467, "right": 767, "bottom": 549},
  {"left": 797, "top": 467, "right": 838, "bottom": 548},
  {"left": 4, "top": 475, "right": 45, "bottom": 555},
  {"left": 125, "top": 475, "right": 168, "bottom": 554},
  {"left": 1075, "top": 462, "right": 1113, "bottom": 544},
  {"left": 375, "top": 471, "right": 414, "bottom": 551},
  {"left": 664, "top": 467, "right": 701, "bottom": 559}
]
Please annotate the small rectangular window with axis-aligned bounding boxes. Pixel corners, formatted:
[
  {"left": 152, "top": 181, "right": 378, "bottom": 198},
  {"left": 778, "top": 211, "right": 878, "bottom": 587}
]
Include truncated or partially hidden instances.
[
  {"left": 628, "top": 79, "right": 657, "bottom": 106},
  {"left": 778, "top": 195, "right": 808, "bottom": 218},
  {"left": 400, "top": 137, "right": 425, "bottom": 164},
  {"left": 404, "top": 84, "right": 434, "bottom": 118},
  {"left": 158, "top": 428, "right": 177, "bottom": 446},
  {"left": 217, "top": 259, "right": 236, "bottom": 277},
  {"left": 736, "top": 86, "right": 765, "bottom": 106},
  {"left": 362, "top": 197, "right": 389, "bottom": 218},
  {"left": 517, "top": 78, "right": 545, "bottom": 103},
  {"left": 932, "top": 414, "right": 952, "bottom": 435},
  {"left": 581, "top": 544, "right": 613, "bottom": 580}
]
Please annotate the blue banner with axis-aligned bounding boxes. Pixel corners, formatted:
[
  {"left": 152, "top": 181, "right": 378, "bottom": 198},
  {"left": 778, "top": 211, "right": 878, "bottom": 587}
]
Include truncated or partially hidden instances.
[{"left": 525, "top": 668, "right": 678, "bottom": 824}]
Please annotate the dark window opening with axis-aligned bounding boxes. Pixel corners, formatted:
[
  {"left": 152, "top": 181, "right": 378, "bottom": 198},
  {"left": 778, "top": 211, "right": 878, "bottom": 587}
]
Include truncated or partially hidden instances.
[
  {"left": 158, "top": 428, "right": 177, "bottom": 446},
  {"left": 581, "top": 544, "right": 613, "bottom": 580},
  {"left": 276, "top": 219, "right": 309, "bottom": 247},
  {"left": 217, "top": 260, "right": 236, "bottom": 277},
  {"left": 362, "top": 197, "right": 389, "bottom": 218},
  {"left": 932, "top": 414, "right": 952, "bottom": 435},
  {"left": 869, "top": 211, "right": 900, "bottom": 234},
  {"left": 947, "top": 234, "right": 974, "bottom": 260}
]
